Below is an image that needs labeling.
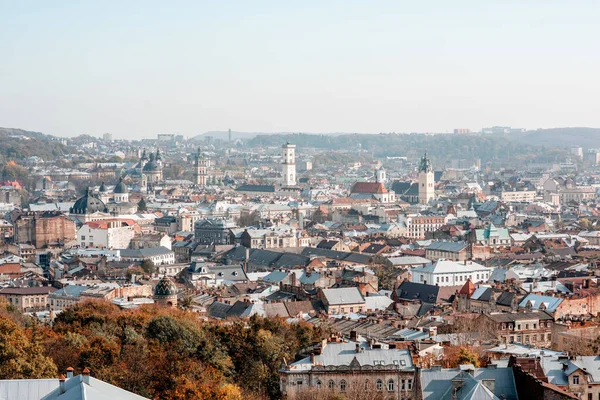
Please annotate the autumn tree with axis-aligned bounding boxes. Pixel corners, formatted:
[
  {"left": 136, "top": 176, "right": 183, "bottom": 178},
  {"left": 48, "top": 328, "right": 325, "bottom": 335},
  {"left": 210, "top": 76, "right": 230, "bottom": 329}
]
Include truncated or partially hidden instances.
[
  {"left": 456, "top": 347, "right": 479, "bottom": 367},
  {"left": 0, "top": 317, "right": 57, "bottom": 379}
]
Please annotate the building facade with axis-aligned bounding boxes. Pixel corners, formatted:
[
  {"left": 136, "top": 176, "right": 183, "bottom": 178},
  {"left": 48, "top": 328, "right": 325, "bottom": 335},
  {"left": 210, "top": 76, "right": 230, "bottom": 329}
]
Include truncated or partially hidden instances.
[
  {"left": 194, "top": 218, "right": 237, "bottom": 245},
  {"left": 280, "top": 339, "right": 415, "bottom": 400}
]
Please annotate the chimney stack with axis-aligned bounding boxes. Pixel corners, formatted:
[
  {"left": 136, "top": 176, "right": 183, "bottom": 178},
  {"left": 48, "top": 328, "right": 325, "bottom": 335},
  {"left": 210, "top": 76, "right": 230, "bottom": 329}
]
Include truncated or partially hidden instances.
[
  {"left": 59, "top": 375, "right": 66, "bottom": 393},
  {"left": 66, "top": 367, "right": 74, "bottom": 379},
  {"left": 355, "top": 344, "right": 360, "bottom": 353},
  {"left": 82, "top": 368, "right": 90, "bottom": 385},
  {"left": 310, "top": 353, "right": 315, "bottom": 364}
]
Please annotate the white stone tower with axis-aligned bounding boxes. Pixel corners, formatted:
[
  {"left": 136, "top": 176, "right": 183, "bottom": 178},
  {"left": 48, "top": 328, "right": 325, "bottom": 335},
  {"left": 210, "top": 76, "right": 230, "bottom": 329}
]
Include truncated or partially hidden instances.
[
  {"left": 282, "top": 142, "right": 296, "bottom": 186},
  {"left": 194, "top": 148, "right": 210, "bottom": 185},
  {"left": 418, "top": 151, "right": 435, "bottom": 204},
  {"left": 376, "top": 167, "right": 387, "bottom": 184}
]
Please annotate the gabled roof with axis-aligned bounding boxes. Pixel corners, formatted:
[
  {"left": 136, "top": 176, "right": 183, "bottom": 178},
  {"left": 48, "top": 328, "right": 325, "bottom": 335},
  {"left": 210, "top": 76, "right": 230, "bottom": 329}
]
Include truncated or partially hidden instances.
[
  {"left": 518, "top": 294, "right": 564, "bottom": 312},
  {"left": 458, "top": 279, "right": 476, "bottom": 298},
  {"left": 41, "top": 374, "right": 149, "bottom": 400},
  {"left": 350, "top": 182, "right": 388, "bottom": 194},
  {"left": 395, "top": 281, "right": 439, "bottom": 304},
  {"left": 420, "top": 366, "right": 518, "bottom": 400}
]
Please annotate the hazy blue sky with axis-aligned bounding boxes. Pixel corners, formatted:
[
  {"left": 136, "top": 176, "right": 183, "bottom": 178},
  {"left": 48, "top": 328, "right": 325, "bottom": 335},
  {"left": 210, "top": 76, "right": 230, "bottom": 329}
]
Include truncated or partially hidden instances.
[{"left": 1, "top": 1, "right": 599, "bottom": 139}]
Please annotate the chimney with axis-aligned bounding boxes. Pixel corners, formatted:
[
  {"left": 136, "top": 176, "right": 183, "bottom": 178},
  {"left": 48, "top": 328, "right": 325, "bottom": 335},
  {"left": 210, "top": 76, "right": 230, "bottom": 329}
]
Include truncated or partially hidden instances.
[
  {"left": 310, "top": 353, "right": 315, "bottom": 364},
  {"left": 451, "top": 379, "right": 465, "bottom": 397},
  {"left": 82, "top": 367, "right": 90, "bottom": 385},
  {"left": 355, "top": 344, "right": 360, "bottom": 353},
  {"left": 482, "top": 379, "right": 495, "bottom": 393},
  {"left": 350, "top": 330, "right": 358, "bottom": 341},
  {"left": 59, "top": 375, "right": 66, "bottom": 393},
  {"left": 66, "top": 367, "right": 74, "bottom": 379}
]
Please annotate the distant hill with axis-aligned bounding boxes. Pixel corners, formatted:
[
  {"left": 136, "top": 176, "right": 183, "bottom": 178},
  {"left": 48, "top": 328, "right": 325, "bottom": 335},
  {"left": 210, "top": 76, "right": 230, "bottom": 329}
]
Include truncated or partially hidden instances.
[
  {"left": 0, "top": 127, "right": 70, "bottom": 162},
  {"left": 512, "top": 127, "right": 600, "bottom": 149},
  {"left": 193, "top": 130, "right": 352, "bottom": 141},
  {"left": 247, "top": 132, "right": 567, "bottom": 165}
]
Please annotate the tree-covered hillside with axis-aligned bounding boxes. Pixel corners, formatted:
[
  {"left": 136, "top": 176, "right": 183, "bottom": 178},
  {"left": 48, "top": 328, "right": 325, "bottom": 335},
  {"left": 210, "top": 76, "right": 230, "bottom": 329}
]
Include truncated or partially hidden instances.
[
  {"left": 0, "top": 128, "right": 70, "bottom": 162},
  {"left": 248, "top": 132, "right": 568, "bottom": 165}
]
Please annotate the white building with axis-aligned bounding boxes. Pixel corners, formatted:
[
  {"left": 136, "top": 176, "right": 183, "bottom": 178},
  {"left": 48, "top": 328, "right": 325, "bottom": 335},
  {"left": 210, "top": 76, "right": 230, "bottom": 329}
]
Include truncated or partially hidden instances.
[
  {"left": 282, "top": 142, "right": 296, "bottom": 186},
  {"left": 119, "top": 246, "right": 175, "bottom": 265},
  {"left": 77, "top": 219, "right": 137, "bottom": 249},
  {"left": 411, "top": 259, "right": 491, "bottom": 287},
  {"left": 501, "top": 190, "right": 536, "bottom": 203}
]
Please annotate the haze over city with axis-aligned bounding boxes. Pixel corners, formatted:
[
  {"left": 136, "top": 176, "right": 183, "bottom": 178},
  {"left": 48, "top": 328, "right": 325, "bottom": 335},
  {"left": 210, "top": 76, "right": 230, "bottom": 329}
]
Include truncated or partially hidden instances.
[
  {"left": 3, "top": 3, "right": 600, "bottom": 400},
  {"left": 2, "top": 1, "right": 600, "bottom": 138}
]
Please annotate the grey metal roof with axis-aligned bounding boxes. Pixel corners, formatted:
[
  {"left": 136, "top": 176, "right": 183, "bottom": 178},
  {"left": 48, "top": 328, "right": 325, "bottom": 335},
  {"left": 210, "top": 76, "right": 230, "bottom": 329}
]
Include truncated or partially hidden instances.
[
  {"left": 0, "top": 379, "right": 58, "bottom": 400},
  {"left": 262, "top": 270, "right": 289, "bottom": 283},
  {"left": 289, "top": 341, "right": 414, "bottom": 371},
  {"left": 41, "top": 374, "right": 149, "bottom": 400},
  {"left": 518, "top": 294, "right": 563, "bottom": 312},
  {"left": 321, "top": 287, "right": 365, "bottom": 305},
  {"left": 395, "top": 281, "right": 440, "bottom": 304},
  {"left": 119, "top": 246, "right": 173, "bottom": 258},
  {"left": 207, "top": 301, "right": 232, "bottom": 319},
  {"left": 426, "top": 241, "right": 468, "bottom": 253},
  {"left": 273, "top": 253, "right": 309, "bottom": 268},
  {"left": 542, "top": 356, "right": 600, "bottom": 386},
  {"left": 420, "top": 367, "right": 518, "bottom": 400},
  {"left": 235, "top": 184, "right": 275, "bottom": 192}
]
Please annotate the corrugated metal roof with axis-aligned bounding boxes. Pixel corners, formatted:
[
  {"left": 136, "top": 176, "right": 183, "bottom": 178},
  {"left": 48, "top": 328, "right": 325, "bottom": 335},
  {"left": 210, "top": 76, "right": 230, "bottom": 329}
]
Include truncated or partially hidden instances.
[{"left": 0, "top": 379, "right": 58, "bottom": 400}]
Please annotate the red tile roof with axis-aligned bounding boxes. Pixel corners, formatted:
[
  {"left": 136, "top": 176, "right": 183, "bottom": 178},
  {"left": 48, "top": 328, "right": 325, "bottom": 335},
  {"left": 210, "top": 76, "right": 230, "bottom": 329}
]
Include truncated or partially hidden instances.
[{"left": 350, "top": 182, "right": 387, "bottom": 194}]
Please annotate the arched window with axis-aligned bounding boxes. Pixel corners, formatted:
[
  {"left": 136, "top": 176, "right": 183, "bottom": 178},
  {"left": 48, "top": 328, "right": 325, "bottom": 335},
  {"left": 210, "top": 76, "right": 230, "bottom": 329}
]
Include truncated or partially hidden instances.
[
  {"left": 388, "top": 379, "right": 395, "bottom": 392},
  {"left": 365, "top": 380, "right": 370, "bottom": 390},
  {"left": 328, "top": 380, "right": 335, "bottom": 390},
  {"left": 315, "top": 380, "right": 322, "bottom": 389},
  {"left": 340, "top": 380, "right": 347, "bottom": 392},
  {"left": 376, "top": 379, "right": 383, "bottom": 391}
]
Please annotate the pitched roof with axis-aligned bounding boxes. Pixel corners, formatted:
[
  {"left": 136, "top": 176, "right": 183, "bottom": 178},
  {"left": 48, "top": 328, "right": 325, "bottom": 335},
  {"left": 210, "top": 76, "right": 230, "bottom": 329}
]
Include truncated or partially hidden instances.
[
  {"left": 426, "top": 241, "right": 468, "bottom": 253},
  {"left": 458, "top": 279, "right": 476, "bottom": 298},
  {"left": 350, "top": 182, "right": 387, "bottom": 194},
  {"left": 420, "top": 367, "right": 518, "bottom": 400},
  {"left": 518, "top": 294, "right": 564, "bottom": 312},
  {"left": 320, "top": 287, "right": 365, "bottom": 305},
  {"left": 395, "top": 281, "right": 439, "bottom": 304}
]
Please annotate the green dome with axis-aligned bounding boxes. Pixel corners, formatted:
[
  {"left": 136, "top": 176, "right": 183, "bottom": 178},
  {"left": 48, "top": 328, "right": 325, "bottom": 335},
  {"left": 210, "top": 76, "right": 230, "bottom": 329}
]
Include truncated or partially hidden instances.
[{"left": 154, "top": 276, "right": 177, "bottom": 297}]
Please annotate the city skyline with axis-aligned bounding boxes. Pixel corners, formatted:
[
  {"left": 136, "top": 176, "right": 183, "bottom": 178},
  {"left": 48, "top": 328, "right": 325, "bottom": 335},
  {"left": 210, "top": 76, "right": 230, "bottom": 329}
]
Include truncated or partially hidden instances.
[{"left": 2, "top": 1, "right": 600, "bottom": 139}]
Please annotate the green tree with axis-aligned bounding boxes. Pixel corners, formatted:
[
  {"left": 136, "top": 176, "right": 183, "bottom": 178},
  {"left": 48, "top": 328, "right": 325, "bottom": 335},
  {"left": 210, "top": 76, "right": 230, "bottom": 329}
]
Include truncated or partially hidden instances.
[
  {"left": 141, "top": 259, "right": 156, "bottom": 274},
  {"left": 137, "top": 197, "right": 147, "bottom": 212}
]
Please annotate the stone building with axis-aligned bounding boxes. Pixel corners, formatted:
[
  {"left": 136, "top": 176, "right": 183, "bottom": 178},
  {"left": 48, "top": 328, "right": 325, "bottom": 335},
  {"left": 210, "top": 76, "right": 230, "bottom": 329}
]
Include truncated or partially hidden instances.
[
  {"left": 0, "top": 286, "right": 57, "bottom": 312},
  {"left": 280, "top": 338, "right": 415, "bottom": 399},
  {"left": 69, "top": 188, "right": 111, "bottom": 223},
  {"left": 194, "top": 218, "right": 237, "bottom": 245},
  {"left": 12, "top": 211, "right": 76, "bottom": 248},
  {"left": 483, "top": 311, "right": 554, "bottom": 347}
]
